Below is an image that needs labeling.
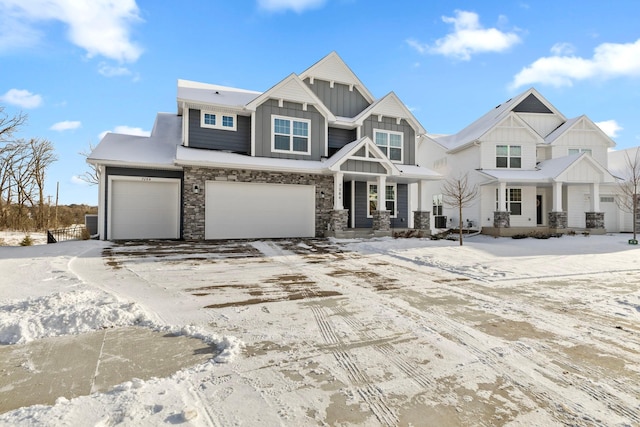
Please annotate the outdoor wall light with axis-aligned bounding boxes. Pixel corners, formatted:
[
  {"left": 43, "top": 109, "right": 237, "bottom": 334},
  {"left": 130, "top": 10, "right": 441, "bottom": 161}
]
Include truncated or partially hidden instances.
[
  {"left": 193, "top": 184, "right": 200, "bottom": 194},
  {"left": 320, "top": 191, "right": 325, "bottom": 198}
]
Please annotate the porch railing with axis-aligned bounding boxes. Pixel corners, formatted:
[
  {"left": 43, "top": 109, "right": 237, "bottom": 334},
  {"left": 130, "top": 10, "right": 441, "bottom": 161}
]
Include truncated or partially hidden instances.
[{"left": 47, "top": 225, "right": 86, "bottom": 244}]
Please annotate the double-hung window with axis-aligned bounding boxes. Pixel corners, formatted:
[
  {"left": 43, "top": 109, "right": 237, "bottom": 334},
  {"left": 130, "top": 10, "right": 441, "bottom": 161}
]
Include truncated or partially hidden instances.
[
  {"left": 201, "top": 111, "right": 236, "bottom": 131},
  {"left": 374, "top": 130, "right": 403, "bottom": 162},
  {"left": 496, "top": 188, "right": 522, "bottom": 215},
  {"left": 496, "top": 145, "right": 521, "bottom": 168},
  {"left": 368, "top": 183, "right": 397, "bottom": 217},
  {"left": 272, "top": 116, "right": 311, "bottom": 155}
]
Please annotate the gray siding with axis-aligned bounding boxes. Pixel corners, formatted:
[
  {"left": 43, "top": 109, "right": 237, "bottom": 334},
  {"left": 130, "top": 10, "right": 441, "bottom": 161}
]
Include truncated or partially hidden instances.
[
  {"left": 328, "top": 127, "right": 356, "bottom": 149},
  {"left": 340, "top": 159, "right": 387, "bottom": 174},
  {"left": 362, "top": 116, "right": 416, "bottom": 165},
  {"left": 513, "top": 94, "right": 553, "bottom": 113},
  {"left": 104, "top": 167, "right": 184, "bottom": 240},
  {"left": 304, "top": 78, "right": 370, "bottom": 117},
  {"left": 254, "top": 99, "right": 325, "bottom": 160},
  {"left": 353, "top": 181, "right": 408, "bottom": 228},
  {"left": 188, "top": 109, "right": 251, "bottom": 154}
]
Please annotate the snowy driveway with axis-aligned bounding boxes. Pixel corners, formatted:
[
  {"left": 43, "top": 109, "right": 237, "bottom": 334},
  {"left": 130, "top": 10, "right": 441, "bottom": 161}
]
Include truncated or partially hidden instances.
[
  {"left": 1, "top": 234, "right": 639, "bottom": 426},
  {"left": 96, "top": 236, "right": 640, "bottom": 426}
]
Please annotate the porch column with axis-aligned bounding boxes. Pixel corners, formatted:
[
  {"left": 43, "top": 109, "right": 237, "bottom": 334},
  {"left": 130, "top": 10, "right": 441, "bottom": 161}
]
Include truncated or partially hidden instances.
[
  {"left": 493, "top": 181, "right": 510, "bottom": 229},
  {"left": 586, "top": 182, "right": 604, "bottom": 232},
  {"left": 549, "top": 180, "right": 568, "bottom": 230},
  {"left": 414, "top": 179, "right": 431, "bottom": 233},
  {"left": 373, "top": 175, "right": 391, "bottom": 233},
  {"left": 329, "top": 172, "right": 348, "bottom": 235}
]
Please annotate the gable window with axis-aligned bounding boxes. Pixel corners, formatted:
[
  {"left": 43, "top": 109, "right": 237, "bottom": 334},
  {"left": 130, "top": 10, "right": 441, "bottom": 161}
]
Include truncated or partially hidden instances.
[
  {"left": 568, "top": 148, "right": 592, "bottom": 155},
  {"left": 201, "top": 111, "right": 237, "bottom": 131},
  {"left": 496, "top": 188, "right": 522, "bottom": 215},
  {"left": 368, "top": 183, "right": 397, "bottom": 218},
  {"left": 496, "top": 145, "right": 521, "bottom": 168},
  {"left": 374, "top": 130, "right": 403, "bottom": 163},
  {"left": 272, "top": 116, "right": 311, "bottom": 155}
]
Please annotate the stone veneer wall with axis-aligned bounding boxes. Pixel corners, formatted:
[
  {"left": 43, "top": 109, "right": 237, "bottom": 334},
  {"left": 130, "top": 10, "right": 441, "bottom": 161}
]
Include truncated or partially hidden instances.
[
  {"left": 585, "top": 212, "right": 604, "bottom": 229},
  {"left": 548, "top": 211, "right": 567, "bottom": 229},
  {"left": 413, "top": 211, "right": 431, "bottom": 231},
  {"left": 182, "top": 166, "right": 334, "bottom": 240},
  {"left": 493, "top": 211, "right": 510, "bottom": 228},
  {"left": 372, "top": 210, "right": 391, "bottom": 231},
  {"left": 330, "top": 209, "right": 349, "bottom": 232}
]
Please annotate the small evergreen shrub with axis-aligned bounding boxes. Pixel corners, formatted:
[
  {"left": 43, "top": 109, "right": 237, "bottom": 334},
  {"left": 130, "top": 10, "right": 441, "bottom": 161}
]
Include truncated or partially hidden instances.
[{"left": 20, "top": 235, "right": 34, "bottom": 246}]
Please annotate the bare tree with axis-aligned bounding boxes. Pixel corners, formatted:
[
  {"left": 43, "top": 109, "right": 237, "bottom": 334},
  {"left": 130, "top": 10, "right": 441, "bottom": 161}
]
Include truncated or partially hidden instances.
[
  {"left": 78, "top": 142, "right": 99, "bottom": 185},
  {"left": 0, "top": 106, "right": 27, "bottom": 142},
  {"left": 616, "top": 148, "right": 640, "bottom": 242},
  {"left": 442, "top": 173, "right": 479, "bottom": 246},
  {"left": 28, "top": 138, "right": 57, "bottom": 229}
]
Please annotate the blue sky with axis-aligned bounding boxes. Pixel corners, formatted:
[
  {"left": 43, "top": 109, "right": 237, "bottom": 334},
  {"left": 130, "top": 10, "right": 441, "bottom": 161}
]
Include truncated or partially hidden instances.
[{"left": 1, "top": 0, "right": 640, "bottom": 205}]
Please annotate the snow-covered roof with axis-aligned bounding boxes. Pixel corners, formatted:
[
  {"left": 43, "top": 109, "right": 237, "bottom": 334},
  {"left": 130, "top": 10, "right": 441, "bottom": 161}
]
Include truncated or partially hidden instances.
[
  {"left": 544, "top": 116, "right": 581, "bottom": 144},
  {"left": 608, "top": 146, "right": 640, "bottom": 179},
  {"left": 177, "top": 80, "right": 261, "bottom": 113},
  {"left": 88, "top": 113, "right": 181, "bottom": 169}
]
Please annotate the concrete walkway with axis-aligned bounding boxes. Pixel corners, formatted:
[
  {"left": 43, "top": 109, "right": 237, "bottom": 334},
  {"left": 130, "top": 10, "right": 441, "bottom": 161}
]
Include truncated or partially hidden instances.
[{"left": 0, "top": 327, "right": 216, "bottom": 414}]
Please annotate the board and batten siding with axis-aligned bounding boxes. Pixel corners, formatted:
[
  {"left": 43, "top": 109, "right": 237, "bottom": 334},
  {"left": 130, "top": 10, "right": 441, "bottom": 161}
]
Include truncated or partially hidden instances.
[
  {"left": 480, "top": 130, "right": 538, "bottom": 170},
  {"left": 188, "top": 109, "right": 251, "bottom": 154},
  {"left": 340, "top": 159, "right": 387, "bottom": 174},
  {"left": 362, "top": 116, "right": 416, "bottom": 165},
  {"left": 549, "top": 124, "right": 610, "bottom": 167},
  {"left": 353, "top": 181, "right": 408, "bottom": 228},
  {"left": 304, "top": 78, "right": 370, "bottom": 118},
  {"left": 516, "top": 113, "right": 563, "bottom": 139},
  {"left": 328, "top": 127, "right": 357, "bottom": 150},
  {"left": 254, "top": 99, "right": 325, "bottom": 160}
]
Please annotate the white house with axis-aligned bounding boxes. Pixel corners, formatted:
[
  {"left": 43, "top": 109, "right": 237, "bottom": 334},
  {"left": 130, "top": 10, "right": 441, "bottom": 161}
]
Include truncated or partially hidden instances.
[{"left": 419, "top": 88, "right": 619, "bottom": 236}]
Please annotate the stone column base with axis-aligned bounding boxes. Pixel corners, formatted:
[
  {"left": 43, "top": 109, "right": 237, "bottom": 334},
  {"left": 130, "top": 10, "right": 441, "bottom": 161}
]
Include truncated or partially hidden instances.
[
  {"left": 548, "top": 211, "right": 567, "bottom": 229},
  {"left": 493, "top": 211, "right": 510, "bottom": 228},
  {"left": 372, "top": 210, "right": 391, "bottom": 231},
  {"left": 585, "top": 212, "right": 604, "bottom": 229},
  {"left": 330, "top": 209, "right": 349, "bottom": 232},
  {"left": 413, "top": 211, "right": 431, "bottom": 231}
]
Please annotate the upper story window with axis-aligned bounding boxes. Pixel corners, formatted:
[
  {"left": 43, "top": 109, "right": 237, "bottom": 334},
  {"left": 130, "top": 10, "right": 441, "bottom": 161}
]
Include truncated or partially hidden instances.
[
  {"left": 200, "top": 111, "right": 237, "bottom": 131},
  {"left": 272, "top": 115, "right": 310, "bottom": 155},
  {"left": 568, "top": 148, "right": 592, "bottom": 156},
  {"left": 496, "top": 145, "right": 521, "bottom": 168},
  {"left": 374, "top": 130, "right": 403, "bottom": 163},
  {"left": 368, "top": 183, "right": 397, "bottom": 218}
]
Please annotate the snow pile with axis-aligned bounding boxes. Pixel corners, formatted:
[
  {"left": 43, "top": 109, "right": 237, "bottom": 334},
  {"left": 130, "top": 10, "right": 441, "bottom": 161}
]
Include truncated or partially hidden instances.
[
  {"left": 158, "top": 324, "right": 244, "bottom": 363},
  {"left": 0, "top": 290, "right": 148, "bottom": 344}
]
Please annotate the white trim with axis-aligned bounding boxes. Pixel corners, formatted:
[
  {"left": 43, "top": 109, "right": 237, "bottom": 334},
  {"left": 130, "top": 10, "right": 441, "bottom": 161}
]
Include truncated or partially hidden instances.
[
  {"left": 183, "top": 102, "right": 189, "bottom": 146},
  {"left": 271, "top": 115, "right": 312, "bottom": 155},
  {"left": 350, "top": 180, "right": 355, "bottom": 228},
  {"left": 251, "top": 111, "right": 256, "bottom": 156},
  {"left": 367, "top": 181, "right": 397, "bottom": 218},
  {"left": 200, "top": 110, "right": 237, "bottom": 131},
  {"left": 98, "top": 165, "right": 106, "bottom": 240},
  {"left": 107, "top": 176, "right": 181, "bottom": 240},
  {"left": 374, "top": 129, "right": 404, "bottom": 163}
]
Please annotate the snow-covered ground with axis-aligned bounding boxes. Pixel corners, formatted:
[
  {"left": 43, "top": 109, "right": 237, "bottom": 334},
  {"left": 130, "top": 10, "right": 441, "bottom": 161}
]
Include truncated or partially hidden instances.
[{"left": 1, "top": 233, "right": 639, "bottom": 425}]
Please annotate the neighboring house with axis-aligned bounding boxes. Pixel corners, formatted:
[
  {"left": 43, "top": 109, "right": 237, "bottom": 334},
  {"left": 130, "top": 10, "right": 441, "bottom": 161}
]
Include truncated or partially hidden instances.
[
  {"left": 608, "top": 146, "right": 640, "bottom": 233},
  {"left": 420, "top": 88, "right": 619, "bottom": 236},
  {"left": 88, "top": 52, "right": 440, "bottom": 240}
]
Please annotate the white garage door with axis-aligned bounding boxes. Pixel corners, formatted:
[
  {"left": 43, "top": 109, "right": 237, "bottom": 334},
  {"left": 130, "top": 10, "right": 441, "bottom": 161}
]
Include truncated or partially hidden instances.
[
  {"left": 109, "top": 177, "right": 181, "bottom": 239},
  {"left": 205, "top": 181, "right": 315, "bottom": 239}
]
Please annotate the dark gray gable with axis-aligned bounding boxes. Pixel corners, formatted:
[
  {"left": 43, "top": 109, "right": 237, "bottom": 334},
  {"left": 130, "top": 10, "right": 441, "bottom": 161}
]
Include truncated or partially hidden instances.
[
  {"left": 304, "top": 78, "right": 370, "bottom": 118},
  {"left": 513, "top": 93, "right": 553, "bottom": 114}
]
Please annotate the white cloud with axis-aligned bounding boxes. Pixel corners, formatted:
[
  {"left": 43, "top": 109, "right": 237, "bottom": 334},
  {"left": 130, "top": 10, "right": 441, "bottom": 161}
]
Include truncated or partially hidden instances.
[
  {"left": 98, "top": 125, "right": 150, "bottom": 140},
  {"left": 257, "top": 0, "right": 326, "bottom": 13},
  {"left": 50, "top": 120, "right": 81, "bottom": 131},
  {"left": 595, "top": 120, "right": 622, "bottom": 138},
  {"left": 407, "top": 10, "right": 521, "bottom": 61},
  {"left": 98, "top": 63, "right": 131, "bottom": 77},
  {"left": 0, "top": 0, "right": 143, "bottom": 62},
  {"left": 550, "top": 42, "right": 575, "bottom": 56},
  {"left": 511, "top": 38, "right": 640, "bottom": 88},
  {"left": 0, "top": 88, "right": 43, "bottom": 108}
]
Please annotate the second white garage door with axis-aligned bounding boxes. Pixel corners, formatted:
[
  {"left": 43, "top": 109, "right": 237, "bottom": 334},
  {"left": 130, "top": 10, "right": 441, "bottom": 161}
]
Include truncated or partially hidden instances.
[{"left": 205, "top": 181, "right": 315, "bottom": 239}]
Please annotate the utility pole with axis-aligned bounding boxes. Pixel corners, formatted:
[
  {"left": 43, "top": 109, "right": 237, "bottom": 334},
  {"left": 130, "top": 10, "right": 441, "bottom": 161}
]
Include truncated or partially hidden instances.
[{"left": 55, "top": 181, "right": 59, "bottom": 229}]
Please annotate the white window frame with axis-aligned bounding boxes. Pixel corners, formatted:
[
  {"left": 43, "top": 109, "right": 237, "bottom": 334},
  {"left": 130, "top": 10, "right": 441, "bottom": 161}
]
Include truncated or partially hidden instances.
[
  {"left": 496, "top": 145, "right": 521, "bottom": 169},
  {"left": 568, "top": 148, "right": 592, "bottom": 155},
  {"left": 367, "top": 182, "right": 397, "bottom": 218},
  {"left": 495, "top": 188, "right": 522, "bottom": 215},
  {"left": 200, "top": 110, "right": 237, "bottom": 131},
  {"left": 271, "top": 115, "right": 311, "bottom": 155},
  {"left": 374, "top": 129, "right": 403, "bottom": 163}
]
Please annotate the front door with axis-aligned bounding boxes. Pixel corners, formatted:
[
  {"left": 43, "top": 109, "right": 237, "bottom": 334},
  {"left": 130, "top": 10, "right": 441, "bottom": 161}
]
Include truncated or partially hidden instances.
[{"left": 536, "top": 195, "right": 543, "bottom": 225}]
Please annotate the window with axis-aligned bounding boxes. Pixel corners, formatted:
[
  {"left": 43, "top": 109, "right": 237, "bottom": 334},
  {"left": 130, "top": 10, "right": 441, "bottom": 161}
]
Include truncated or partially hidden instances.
[
  {"left": 496, "top": 188, "right": 522, "bottom": 215},
  {"left": 374, "top": 130, "right": 403, "bottom": 162},
  {"left": 432, "top": 194, "right": 443, "bottom": 216},
  {"left": 568, "top": 148, "right": 592, "bottom": 155},
  {"left": 496, "top": 145, "right": 521, "bottom": 168},
  {"left": 272, "top": 116, "right": 310, "bottom": 155},
  {"left": 368, "top": 183, "right": 397, "bottom": 217},
  {"left": 200, "top": 111, "right": 237, "bottom": 131},
  {"left": 600, "top": 196, "right": 615, "bottom": 203}
]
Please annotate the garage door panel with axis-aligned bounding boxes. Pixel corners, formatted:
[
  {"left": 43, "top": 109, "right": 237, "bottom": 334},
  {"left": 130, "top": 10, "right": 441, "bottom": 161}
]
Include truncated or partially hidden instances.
[
  {"left": 206, "top": 181, "right": 315, "bottom": 239},
  {"left": 110, "top": 179, "right": 180, "bottom": 240}
]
